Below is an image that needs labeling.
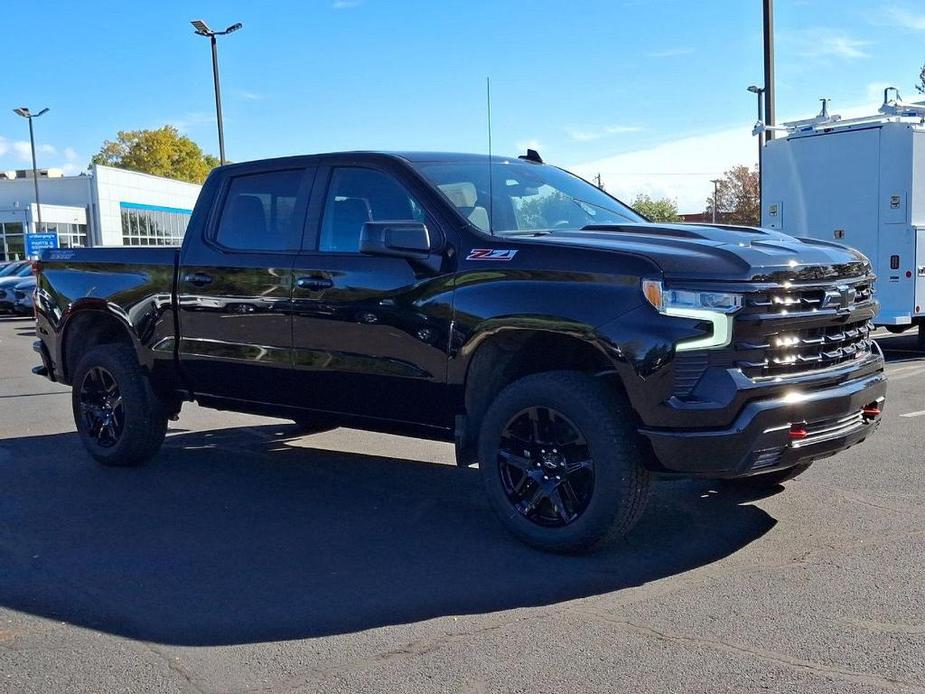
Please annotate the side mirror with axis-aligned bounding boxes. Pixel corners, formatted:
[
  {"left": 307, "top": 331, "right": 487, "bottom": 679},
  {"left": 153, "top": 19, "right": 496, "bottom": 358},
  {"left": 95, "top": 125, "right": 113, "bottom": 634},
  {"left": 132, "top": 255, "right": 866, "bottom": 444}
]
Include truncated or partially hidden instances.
[{"left": 359, "top": 221, "right": 441, "bottom": 272}]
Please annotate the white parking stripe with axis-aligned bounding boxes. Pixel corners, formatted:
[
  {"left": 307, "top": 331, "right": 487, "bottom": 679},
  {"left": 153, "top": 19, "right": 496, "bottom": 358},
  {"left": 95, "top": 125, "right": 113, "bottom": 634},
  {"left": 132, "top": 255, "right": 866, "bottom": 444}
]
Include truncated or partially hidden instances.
[{"left": 900, "top": 410, "right": 925, "bottom": 418}]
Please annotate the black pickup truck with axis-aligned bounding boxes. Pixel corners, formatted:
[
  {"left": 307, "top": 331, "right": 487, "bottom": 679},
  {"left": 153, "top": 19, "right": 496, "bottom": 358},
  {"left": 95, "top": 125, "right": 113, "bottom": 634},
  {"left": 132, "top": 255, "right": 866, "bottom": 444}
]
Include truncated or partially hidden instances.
[{"left": 33, "top": 151, "right": 886, "bottom": 552}]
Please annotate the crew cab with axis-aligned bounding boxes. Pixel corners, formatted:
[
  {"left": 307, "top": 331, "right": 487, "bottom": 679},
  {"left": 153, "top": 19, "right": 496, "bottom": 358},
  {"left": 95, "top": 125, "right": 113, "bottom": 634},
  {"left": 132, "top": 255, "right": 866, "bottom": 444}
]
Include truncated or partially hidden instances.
[{"left": 32, "top": 151, "right": 886, "bottom": 552}]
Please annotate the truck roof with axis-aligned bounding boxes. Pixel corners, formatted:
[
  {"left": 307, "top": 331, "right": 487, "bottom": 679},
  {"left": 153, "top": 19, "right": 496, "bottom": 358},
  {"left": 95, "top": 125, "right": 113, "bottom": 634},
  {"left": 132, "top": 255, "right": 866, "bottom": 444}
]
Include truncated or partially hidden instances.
[{"left": 216, "top": 151, "right": 539, "bottom": 172}]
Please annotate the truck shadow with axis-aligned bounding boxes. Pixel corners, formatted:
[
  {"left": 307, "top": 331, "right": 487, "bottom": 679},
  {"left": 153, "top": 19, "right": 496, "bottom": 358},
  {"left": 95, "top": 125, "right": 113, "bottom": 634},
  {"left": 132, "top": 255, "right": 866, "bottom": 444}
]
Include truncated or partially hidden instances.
[{"left": 0, "top": 425, "right": 776, "bottom": 646}]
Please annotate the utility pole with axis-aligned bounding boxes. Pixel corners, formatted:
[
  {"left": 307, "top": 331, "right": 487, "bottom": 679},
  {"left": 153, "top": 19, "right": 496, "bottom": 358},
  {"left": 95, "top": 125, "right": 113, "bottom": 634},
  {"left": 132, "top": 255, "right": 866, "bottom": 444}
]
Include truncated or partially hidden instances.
[
  {"left": 763, "top": 0, "right": 776, "bottom": 141},
  {"left": 13, "top": 107, "right": 49, "bottom": 232},
  {"left": 594, "top": 173, "right": 604, "bottom": 190},
  {"left": 711, "top": 179, "right": 722, "bottom": 224}
]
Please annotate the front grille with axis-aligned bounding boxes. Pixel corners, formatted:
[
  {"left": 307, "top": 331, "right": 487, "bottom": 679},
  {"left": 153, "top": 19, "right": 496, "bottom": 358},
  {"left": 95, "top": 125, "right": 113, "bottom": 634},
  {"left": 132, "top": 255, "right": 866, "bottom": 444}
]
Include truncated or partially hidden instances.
[
  {"left": 743, "top": 280, "right": 873, "bottom": 315},
  {"left": 735, "top": 319, "right": 874, "bottom": 378},
  {"left": 732, "top": 276, "right": 878, "bottom": 380}
]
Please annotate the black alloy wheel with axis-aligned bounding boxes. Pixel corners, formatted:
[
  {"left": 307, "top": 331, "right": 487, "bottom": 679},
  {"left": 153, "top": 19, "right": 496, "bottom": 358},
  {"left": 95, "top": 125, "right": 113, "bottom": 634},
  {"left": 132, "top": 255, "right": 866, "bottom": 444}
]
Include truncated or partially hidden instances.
[
  {"left": 78, "top": 366, "right": 125, "bottom": 448},
  {"left": 479, "top": 371, "right": 652, "bottom": 553},
  {"left": 498, "top": 406, "right": 595, "bottom": 527}
]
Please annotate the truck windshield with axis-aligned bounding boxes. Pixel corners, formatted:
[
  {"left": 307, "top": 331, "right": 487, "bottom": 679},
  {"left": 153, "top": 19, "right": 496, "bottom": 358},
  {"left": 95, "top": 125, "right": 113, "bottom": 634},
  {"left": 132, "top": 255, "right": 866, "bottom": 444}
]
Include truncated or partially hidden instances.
[{"left": 413, "top": 159, "right": 644, "bottom": 233}]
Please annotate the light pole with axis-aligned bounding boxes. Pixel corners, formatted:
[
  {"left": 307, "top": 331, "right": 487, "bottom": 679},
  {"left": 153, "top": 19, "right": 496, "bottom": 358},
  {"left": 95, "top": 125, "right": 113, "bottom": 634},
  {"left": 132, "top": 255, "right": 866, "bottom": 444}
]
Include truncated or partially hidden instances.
[
  {"left": 12, "top": 106, "right": 49, "bottom": 232},
  {"left": 748, "top": 85, "right": 765, "bottom": 212},
  {"left": 191, "top": 19, "right": 242, "bottom": 165},
  {"left": 763, "top": 0, "right": 776, "bottom": 140},
  {"left": 711, "top": 179, "right": 722, "bottom": 224}
]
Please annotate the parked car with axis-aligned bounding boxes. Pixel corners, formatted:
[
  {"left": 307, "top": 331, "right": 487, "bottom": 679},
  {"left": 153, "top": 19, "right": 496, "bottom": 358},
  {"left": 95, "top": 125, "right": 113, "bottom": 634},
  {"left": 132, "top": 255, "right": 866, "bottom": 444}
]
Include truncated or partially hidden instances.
[
  {"left": 0, "top": 264, "right": 34, "bottom": 313},
  {"left": 12, "top": 276, "right": 35, "bottom": 315},
  {"left": 32, "top": 151, "right": 886, "bottom": 553},
  {"left": 0, "top": 260, "right": 28, "bottom": 278}
]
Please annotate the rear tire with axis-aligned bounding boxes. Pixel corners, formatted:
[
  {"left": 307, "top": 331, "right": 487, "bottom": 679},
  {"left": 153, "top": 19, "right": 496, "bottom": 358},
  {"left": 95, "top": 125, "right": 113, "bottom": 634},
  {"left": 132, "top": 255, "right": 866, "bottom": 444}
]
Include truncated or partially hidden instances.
[
  {"left": 72, "top": 344, "right": 168, "bottom": 467},
  {"left": 726, "top": 462, "right": 812, "bottom": 489},
  {"left": 478, "top": 371, "right": 651, "bottom": 554}
]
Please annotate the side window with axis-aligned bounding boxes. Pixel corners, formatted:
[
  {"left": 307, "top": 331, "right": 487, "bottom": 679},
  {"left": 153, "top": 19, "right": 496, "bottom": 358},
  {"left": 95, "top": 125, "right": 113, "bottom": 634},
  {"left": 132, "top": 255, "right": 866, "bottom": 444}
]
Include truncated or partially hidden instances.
[
  {"left": 319, "top": 167, "right": 426, "bottom": 252},
  {"left": 215, "top": 169, "right": 306, "bottom": 251}
]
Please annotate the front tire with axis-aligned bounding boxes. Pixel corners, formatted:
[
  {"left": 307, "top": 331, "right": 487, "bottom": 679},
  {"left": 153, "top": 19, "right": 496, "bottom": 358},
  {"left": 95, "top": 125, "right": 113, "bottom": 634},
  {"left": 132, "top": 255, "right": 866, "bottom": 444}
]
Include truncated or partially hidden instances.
[
  {"left": 72, "top": 344, "right": 168, "bottom": 467},
  {"left": 478, "top": 371, "right": 651, "bottom": 554}
]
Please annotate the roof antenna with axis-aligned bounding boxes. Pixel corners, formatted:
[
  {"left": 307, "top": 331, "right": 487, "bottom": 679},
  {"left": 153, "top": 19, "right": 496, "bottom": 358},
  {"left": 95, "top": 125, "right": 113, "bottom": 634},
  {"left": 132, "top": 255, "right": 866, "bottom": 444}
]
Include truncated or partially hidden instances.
[{"left": 486, "top": 76, "right": 495, "bottom": 236}]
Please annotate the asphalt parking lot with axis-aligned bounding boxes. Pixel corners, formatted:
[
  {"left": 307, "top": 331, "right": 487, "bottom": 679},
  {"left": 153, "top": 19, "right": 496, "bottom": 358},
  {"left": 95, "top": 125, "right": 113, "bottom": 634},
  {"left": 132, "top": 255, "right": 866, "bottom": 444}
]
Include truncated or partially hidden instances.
[{"left": 0, "top": 316, "right": 923, "bottom": 693}]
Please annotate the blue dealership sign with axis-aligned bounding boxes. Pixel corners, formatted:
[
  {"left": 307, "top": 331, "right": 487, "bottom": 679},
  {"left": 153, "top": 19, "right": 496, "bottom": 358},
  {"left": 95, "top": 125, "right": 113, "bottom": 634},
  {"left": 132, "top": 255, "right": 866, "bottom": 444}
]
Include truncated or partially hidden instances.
[{"left": 25, "top": 233, "right": 59, "bottom": 257}]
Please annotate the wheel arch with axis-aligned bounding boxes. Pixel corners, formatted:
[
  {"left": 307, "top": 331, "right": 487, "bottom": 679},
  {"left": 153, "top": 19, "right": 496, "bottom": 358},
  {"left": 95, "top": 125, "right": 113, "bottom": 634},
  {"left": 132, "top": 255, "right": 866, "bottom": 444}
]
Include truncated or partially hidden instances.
[
  {"left": 60, "top": 302, "right": 142, "bottom": 385},
  {"left": 455, "top": 326, "right": 626, "bottom": 464}
]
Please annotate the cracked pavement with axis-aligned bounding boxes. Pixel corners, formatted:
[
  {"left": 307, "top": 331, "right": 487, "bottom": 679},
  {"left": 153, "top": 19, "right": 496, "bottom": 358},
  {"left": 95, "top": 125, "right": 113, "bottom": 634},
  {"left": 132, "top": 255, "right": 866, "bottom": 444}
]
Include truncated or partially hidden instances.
[{"left": 0, "top": 317, "right": 923, "bottom": 693}]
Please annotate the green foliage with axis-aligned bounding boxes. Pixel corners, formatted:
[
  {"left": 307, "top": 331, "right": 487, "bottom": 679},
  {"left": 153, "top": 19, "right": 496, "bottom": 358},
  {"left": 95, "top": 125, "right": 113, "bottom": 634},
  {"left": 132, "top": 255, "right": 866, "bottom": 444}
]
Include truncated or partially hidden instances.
[
  {"left": 515, "top": 192, "right": 575, "bottom": 228},
  {"left": 90, "top": 126, "right": 219, "bottom": 184},
  {"left": 631, "top": 194, "right": 681, "bottom": 223},
  {"left": 918, "top": 63, "right": 925, "bottom": 95},
  {"left": 705, "top": 165, "right": 760, "bottom": 226}
]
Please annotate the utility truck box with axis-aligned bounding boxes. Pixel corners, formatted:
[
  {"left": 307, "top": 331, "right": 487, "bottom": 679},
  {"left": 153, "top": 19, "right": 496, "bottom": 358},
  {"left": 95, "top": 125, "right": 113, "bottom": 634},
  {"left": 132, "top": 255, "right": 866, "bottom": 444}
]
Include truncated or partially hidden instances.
[{"left": 762, "top": 95, "right": 925, "bottom": 336}]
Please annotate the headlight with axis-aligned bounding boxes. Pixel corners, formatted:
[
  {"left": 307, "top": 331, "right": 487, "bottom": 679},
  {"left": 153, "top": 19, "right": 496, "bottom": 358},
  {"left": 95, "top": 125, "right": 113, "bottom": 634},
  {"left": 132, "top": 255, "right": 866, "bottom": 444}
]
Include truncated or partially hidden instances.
[{"left": 642, "top": 279, "right": 741, "bottom": 352}]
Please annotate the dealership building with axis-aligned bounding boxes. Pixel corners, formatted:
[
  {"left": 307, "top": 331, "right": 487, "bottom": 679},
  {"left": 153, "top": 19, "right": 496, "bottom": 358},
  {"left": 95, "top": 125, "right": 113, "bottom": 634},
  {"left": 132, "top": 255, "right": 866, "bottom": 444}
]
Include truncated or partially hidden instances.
[{"left": 0, "top": 165, "right": 201, "bottom": 261}]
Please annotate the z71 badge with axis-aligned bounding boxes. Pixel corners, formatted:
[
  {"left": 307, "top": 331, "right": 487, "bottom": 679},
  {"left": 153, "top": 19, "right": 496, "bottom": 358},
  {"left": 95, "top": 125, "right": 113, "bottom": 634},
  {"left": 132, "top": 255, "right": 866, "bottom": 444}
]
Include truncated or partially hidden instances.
[{"left": 466, "top": 249, "right": 518, "bottom": 261}]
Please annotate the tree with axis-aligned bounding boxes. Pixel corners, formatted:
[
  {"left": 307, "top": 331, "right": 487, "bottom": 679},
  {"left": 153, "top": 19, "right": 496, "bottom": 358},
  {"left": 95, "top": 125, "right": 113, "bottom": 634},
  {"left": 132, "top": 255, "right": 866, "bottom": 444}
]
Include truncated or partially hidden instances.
[
  {"left": 705, "top": 165, "right": 760, "bottom": 226},
  {"left": 91, "top": 126, "right": 219, "bottom": 184},
  {"left": 631, "top": 194, "right": 681, "bottom": 223},
  {"left": 917, "top": 62, "right": 925, "bottom": 95}
]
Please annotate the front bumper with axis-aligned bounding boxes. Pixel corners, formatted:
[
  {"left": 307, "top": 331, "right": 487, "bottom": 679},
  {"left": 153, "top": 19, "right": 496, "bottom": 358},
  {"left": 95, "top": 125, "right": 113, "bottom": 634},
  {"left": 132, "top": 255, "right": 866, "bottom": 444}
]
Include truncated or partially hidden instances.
[{"left": 640, "top": 369, "right": 886, "bottom": 478}]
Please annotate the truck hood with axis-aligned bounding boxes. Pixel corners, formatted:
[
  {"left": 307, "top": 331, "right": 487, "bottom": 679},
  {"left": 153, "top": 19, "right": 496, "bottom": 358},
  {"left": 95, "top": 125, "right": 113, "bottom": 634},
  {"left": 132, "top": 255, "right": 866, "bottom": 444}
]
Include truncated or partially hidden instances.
[{"left": 527, "top": 223, "right": 871, "bottom": 283}]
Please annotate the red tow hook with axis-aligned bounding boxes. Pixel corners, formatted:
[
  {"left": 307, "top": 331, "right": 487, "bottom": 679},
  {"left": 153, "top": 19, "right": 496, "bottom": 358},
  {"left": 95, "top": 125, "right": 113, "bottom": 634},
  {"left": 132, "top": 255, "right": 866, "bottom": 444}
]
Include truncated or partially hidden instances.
[
  {"left": 862, "top": 405, "right": 881, "bottom": 420},
  {"left": 788, "top": 424, "right": 808, "bottom": 440}
]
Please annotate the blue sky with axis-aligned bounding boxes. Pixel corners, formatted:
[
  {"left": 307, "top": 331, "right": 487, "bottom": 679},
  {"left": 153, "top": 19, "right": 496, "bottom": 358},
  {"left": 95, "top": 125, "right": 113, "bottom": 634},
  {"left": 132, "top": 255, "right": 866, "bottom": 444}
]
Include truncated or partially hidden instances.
[{"left": 3, "top": 0, "right": 925, "bottom": 211}]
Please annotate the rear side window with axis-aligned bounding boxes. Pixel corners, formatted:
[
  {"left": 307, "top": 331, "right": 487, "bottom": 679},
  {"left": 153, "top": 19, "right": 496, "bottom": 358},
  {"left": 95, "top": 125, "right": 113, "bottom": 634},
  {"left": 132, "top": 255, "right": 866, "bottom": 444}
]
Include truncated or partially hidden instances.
[
  {"left": 318, "top": 167, "right": 426, "bottom": 252},
  {"left": 215, "top": 169, "right": 306, "bottom": 251}
]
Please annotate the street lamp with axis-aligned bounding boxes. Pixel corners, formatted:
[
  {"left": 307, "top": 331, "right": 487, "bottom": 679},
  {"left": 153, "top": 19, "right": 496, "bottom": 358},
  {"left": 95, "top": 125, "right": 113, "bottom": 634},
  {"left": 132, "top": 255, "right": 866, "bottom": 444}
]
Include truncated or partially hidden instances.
[
  {"left": 191, "top": 19, "right": 243, "bottom": 165},
  {"left": 748, "top": 85, "right": 765, "bottom": 213},
  {"left": 12, "top": 106, "right": 50, "bottom": 232},
  {"left": 710, "top": 178, "right": 723, "bottom": 224}
]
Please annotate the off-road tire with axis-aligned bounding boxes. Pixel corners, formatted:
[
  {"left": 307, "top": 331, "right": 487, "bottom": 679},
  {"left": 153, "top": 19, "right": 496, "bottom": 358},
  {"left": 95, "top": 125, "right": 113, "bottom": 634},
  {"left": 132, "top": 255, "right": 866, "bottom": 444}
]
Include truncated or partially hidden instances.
[
  {"left": 71, "top": 344, "right": 168, "bottom": 467},
  {"left": 478, "top": 371, "right": 651, "bottom": 554}
]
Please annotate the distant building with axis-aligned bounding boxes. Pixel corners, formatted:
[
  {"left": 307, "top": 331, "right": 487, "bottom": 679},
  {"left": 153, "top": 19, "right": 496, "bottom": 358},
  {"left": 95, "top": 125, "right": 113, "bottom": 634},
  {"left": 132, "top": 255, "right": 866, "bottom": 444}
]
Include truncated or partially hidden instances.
[{"left": 0, "top": 164, "right": 201, "bottom": 261}]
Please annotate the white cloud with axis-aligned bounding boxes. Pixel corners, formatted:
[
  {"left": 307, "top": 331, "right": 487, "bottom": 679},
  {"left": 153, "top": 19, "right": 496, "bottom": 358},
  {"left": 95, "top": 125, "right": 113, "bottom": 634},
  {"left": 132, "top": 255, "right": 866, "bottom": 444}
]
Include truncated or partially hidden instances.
[
  {"left": 567, "top": 124, "right": 643, "bottom": 142},
  {"left": 783, "top": 28, "right": 871, "bottom": 60},
  {"left": 646, "top": 47, "right": 694, "bottom": 58},
  {"left": 0, "top": 137, "right": 7, "bottom": 158},
  {"left": 568, "top": 92, "right": 887, "bottom": 214},
  {"left": 169, "top": 111, "right": 216, "bottom": 132},
  {"left": 332, "top": 0, "right": 361, "bottom": 7},
  {"left": 63, "top": 147, "right": 78, "bottom": 161},
  {"left": 233, "top": 90, "right": 263, "bottom": 101},
  {"left": 883, "top": 6, "right": 925, "bottom": 31}
]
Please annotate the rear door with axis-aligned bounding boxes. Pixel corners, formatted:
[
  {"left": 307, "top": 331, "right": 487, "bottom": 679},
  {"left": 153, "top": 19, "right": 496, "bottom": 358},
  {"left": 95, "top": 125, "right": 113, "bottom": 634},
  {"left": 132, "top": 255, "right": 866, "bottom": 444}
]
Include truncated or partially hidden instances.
[
  {"left": 288, "top": 162, "right": 455, "bottom": 428},
  {"left": 177, "top": 165, "right": 314, "bottom": 403}
]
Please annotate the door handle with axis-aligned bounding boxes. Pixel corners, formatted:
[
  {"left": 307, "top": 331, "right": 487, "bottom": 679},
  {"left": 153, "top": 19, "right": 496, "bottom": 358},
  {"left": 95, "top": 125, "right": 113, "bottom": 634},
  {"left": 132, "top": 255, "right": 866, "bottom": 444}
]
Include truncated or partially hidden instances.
[
  {"left": 296, "top": 277, "right": 334, "bottom": 291},
  {"left": 184, "top": 272, "right": 213, "bottom": 287}
]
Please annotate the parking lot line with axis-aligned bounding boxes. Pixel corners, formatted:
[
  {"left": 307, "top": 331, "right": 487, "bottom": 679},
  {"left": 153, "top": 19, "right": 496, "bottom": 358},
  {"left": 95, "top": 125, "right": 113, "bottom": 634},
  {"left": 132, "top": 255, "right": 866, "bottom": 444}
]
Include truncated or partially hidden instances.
[{"left": 900, "top": 410, "right": 925, "bottom": 418}]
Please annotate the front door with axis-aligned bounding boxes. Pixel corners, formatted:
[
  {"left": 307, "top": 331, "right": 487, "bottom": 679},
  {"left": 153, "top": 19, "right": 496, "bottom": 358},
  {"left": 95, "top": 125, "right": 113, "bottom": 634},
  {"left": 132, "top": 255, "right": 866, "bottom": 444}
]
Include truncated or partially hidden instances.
[
  {"left": 177, "top": 165, "right": 314, "bottom": 404},
  {"left": 289, "top": 164, "right": 455, "bottom": 428}
]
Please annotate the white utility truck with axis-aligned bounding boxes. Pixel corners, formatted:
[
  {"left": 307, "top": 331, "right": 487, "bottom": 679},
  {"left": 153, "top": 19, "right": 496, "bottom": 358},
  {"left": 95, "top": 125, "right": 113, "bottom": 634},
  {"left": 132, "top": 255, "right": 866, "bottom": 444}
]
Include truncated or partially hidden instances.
[{"left": 762, "top": 89, "right": 925, "bottom": 346}]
